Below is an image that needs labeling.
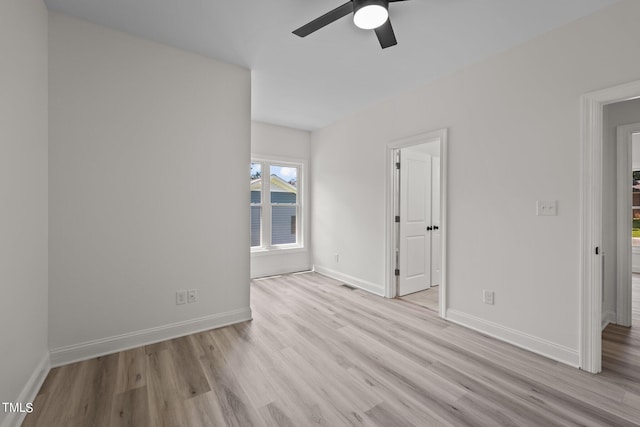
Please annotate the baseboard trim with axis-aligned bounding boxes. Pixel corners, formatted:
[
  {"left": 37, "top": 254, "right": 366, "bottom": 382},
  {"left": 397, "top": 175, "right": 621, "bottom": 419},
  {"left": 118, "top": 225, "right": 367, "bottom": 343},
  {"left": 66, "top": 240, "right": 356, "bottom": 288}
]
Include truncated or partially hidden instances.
[
  {"left": 50, "top": 307, "right": 252, "bottom": 367},
  {"left": 1, "top": 352, "right": 50, "bottom": 427},
  {"left": 313, "top": 265, "right": 385, "bottom": 296},
  {"left": 251, "top": 265, "right": 312, "bottom": 279},
  {"left": 446, "top": 309, "right": 579, "bottom": 368}
]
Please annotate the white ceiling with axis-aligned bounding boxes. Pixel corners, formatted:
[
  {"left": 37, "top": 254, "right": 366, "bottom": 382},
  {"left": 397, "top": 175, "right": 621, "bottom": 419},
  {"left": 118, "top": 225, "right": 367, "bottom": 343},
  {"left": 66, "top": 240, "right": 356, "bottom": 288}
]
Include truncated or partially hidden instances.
[{"left": 43, "top": 0, "right": 620, "bottom": 131}]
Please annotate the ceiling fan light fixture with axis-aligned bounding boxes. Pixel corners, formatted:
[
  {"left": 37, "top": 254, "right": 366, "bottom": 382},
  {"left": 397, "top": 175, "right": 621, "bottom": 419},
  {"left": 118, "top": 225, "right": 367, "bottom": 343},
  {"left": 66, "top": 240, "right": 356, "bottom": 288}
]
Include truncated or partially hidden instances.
[{"left": 353, "top": 0, "right": 389, "bottom": 30}]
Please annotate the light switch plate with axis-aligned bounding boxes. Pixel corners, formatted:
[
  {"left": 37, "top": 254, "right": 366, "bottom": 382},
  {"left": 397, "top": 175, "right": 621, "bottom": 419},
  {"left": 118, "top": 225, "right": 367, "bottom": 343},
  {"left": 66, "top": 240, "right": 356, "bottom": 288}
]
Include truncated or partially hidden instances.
[{"left": 536, "top": 200, "right": 557, "bottom": 216}]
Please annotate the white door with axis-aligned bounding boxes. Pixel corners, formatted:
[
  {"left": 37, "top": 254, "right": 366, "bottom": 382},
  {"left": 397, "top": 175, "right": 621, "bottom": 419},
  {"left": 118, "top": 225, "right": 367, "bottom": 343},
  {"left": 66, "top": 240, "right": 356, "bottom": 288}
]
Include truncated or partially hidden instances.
[
  {"left": 398, "top": 149, "right": 432, "bottom": 296},
  {"left": 431, "top": 158, "right": 442, "bottom": 286}
]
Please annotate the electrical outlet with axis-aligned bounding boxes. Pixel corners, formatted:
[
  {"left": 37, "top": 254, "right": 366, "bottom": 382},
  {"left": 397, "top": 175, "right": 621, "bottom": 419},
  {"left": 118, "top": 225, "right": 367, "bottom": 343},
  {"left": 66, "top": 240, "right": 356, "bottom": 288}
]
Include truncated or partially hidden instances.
[
  {"left": 188, "top": 289, "right": 197, "bottom": 303},
  {"left": 176, "top": 290, "right": 187, "bottom": 305},
  {"left": 483, "top": 290, "right": 494, "bottom": 305},
  {"left": 334, "top": 253, "right": 339, "bottom": 263}
]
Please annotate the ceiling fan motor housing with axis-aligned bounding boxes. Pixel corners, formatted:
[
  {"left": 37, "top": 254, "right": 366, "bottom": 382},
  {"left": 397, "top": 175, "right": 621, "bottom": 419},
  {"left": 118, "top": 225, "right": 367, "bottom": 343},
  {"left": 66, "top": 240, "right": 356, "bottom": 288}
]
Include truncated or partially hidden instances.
[{"left": 353, "top": 0, "right": 390, "bottom": 30}]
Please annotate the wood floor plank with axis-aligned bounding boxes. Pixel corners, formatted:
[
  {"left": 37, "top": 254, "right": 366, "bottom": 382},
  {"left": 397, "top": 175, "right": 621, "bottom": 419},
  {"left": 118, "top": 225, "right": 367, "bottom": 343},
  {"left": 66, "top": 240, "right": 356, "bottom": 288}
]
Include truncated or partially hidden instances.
[
  {"left": 246, "top": 341, "right": 361, "bottom": 426},
  {"left": 364, "top": 401, "right": 419, "bottom": 427},
  {"left": 169, "top": 336, "right": 211, "bottom": 400},
  {"left": 109, "top": 386, "right": 149, "bottom": 427},
  {"left": 191, "top": 331, "right": 264, "bottom": 427},
  {"left": 212, "top": 326, "right": 279, "bottom": 410},
  {"left": 114, "top": 347, "right": 146, "bottom": 394},
  {"left": 257, "top": 401, "right": 297, "bottom": 427},
  {"left": 180, "top": 391, "right": 228, "bottom": 427},
  {"left": 22, "top": 272, "right": 640, "bottom": 426},
  {"left": 145, "top": 349, "right": 189, "bottom": 427}
]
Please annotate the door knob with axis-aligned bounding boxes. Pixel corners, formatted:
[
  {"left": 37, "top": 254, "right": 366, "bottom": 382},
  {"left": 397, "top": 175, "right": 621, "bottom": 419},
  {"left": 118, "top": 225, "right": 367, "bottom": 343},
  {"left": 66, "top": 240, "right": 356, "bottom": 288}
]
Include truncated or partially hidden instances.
[
  {"left": 433, "top": 225, "right": 439, "bottom": 230},
  {"left": 426, "top": 226, "right": 433, "bottom": 231}
]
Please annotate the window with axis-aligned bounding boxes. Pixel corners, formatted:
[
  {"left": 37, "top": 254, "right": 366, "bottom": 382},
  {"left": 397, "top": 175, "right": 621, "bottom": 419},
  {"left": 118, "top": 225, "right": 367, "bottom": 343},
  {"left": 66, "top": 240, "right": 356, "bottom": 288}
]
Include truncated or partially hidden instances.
[
  {"left": 633, "top": 170, "right": 640, "bottom": 247},
  {"left": 251, "top": 159, "right": 303, "bottom": 251},
  {"left": 250, "top": 163, "right": 262, "bottom": 247}
]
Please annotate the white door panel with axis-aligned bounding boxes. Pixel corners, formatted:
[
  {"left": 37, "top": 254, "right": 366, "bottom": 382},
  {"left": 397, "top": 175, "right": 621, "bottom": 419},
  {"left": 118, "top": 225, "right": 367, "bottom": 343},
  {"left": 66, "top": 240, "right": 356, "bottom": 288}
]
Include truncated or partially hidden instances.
[
  {"left": 406, "top": 236, "right": 426, "bottom": 277},
  {"left": 407, "top": 158, "right": 427, "bottom": 222},
  {"left": 398, "top": 149, "right": 431, "bottom": 296}
]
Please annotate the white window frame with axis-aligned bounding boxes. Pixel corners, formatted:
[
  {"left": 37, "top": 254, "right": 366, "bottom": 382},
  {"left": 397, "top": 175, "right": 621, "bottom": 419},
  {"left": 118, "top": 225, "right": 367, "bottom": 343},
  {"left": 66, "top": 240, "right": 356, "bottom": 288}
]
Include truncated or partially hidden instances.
[{"left": 251, "top": 156, "right": 305, "bottom": 254}]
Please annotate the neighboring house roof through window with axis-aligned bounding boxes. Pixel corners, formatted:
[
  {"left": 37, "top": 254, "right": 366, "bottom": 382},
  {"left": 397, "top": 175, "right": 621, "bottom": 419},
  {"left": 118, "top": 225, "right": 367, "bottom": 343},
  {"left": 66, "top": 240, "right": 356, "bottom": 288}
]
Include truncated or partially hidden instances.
[{"left": 251, "top": 174, "right": 297, "bottom": 193}]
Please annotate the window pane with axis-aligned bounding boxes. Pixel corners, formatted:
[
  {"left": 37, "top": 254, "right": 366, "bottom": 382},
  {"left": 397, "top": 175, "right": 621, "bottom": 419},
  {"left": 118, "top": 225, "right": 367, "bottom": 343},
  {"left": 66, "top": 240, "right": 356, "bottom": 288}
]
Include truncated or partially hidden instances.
[
  {"left": 251, "top": 206, "right": 261, "bottom": 247},
  {"left": 272, "top": 206, "right": 296, "bottom": 245},
  {"left": 270, "top": 165, "right": 297, "bottom": 203},
  {"left": 250, "top": 163, "right": 262, "bottom": 203}
]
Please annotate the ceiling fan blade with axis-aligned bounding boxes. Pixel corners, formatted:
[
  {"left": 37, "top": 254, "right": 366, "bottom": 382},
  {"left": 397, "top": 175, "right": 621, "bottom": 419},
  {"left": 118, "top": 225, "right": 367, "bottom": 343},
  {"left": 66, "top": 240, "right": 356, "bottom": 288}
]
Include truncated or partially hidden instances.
[
  {"left": 293, "top": 2, "right": 354, "bottom": 37},
  {"left": 375, "top": 19, "right": 397, "bottom": 49}
]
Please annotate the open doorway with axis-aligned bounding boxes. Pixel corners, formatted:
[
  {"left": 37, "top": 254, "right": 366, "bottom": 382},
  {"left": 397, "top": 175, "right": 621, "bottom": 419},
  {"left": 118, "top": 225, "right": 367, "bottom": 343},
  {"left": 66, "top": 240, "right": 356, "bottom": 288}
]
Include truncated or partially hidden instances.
[
  {"left": 612, "top": 123, "right": 640, "bottom": 328},
  {"left": 580, "top": 81, "right": 640, "bottom": 374},
  {"left": 602, "top": 123, "right": 640, "bottom": 373},
  {"left": 385, "top": 129, "right": 447, "bottom": 317},
  {"left": 602, "top": 102, "right": 640, "bottom": 372}
]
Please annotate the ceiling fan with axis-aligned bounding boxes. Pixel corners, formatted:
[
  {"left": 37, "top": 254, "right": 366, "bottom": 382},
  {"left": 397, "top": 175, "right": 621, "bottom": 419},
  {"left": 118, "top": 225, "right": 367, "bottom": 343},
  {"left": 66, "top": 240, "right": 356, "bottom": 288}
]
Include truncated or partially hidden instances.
[{"left": 293, "top": 0, "right": 410, "bottom": 49}]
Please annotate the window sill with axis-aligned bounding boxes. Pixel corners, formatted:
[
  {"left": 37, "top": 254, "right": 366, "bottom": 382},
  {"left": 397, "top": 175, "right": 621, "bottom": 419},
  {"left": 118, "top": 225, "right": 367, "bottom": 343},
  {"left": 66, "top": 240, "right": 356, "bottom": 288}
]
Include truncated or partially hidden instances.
[
  {"left": 251, "top": 246, "right": 307, "bottom": 257},
  {"left": 632, "top": 246, "right": 640, "bottom": 254}
]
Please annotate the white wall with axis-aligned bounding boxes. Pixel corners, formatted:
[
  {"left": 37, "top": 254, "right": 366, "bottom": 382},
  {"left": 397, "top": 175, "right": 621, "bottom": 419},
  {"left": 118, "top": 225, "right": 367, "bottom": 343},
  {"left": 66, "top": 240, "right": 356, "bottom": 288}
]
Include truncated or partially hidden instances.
[
  {"left": 602, "top": 98, "right": 640, "bottom": 323},
  {"left": 311, "top": 0, "right": 640, "bottom": 367},
  {"left": 251, "top": 121, "right": 311, "bottom": 278},
  {"left": 0, "top": 1, "right": 49, "bottom": 425},
  {"left": 48, "top": 13, "right": 251, "bottom": 364}
]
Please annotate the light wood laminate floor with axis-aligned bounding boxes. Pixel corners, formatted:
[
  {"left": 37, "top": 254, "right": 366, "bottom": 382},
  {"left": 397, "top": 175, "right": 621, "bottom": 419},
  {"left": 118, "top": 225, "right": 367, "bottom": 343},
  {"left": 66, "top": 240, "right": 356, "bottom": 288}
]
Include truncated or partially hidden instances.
[
  {"left": 399, "top": 286, "right": 439, "bottom": 312},
  {"left": 600, "top": 274, "right": 640, "bottom": 405},
  {"left": 24, "top": 272, "right": 640, "bottom": 426}
]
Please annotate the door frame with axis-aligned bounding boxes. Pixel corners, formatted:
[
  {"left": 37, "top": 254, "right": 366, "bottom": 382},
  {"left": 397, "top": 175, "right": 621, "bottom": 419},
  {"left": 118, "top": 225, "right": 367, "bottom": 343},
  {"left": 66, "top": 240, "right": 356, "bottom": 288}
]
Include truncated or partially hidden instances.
[
  {"left": 385, "top": 128, "right": 448, "bottom": 318},
  {"left": 616, "top": 123, "right": 640, "bottom": 328},
  {"left": 580, "top": 80, "right": 640, "bottom": 374}
]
